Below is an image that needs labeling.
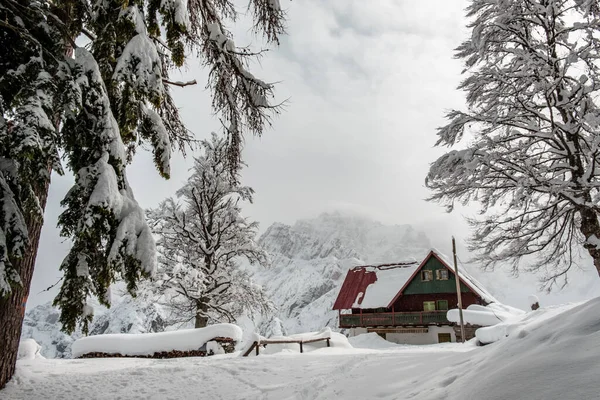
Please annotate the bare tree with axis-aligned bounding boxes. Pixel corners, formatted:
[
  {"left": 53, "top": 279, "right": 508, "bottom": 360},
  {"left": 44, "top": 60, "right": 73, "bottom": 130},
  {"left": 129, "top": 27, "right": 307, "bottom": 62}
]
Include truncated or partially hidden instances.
[
  {"left": 147, "top": 133, "right": 270, "bottom": 327},
  {"left": 426, "top": 0, "right": 600, "bottom": 288}
]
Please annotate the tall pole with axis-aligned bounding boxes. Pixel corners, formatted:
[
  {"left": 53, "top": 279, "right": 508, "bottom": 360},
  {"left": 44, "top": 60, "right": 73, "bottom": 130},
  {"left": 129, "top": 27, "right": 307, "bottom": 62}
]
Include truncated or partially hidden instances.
[{"left": 452, "top": 237, "right": 466, "bottom": 343}]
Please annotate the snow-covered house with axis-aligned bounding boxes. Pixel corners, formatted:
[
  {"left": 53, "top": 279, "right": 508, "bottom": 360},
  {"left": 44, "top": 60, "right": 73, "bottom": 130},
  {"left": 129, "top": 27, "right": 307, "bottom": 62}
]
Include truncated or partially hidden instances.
[{"left": 333, "top": 250, "right": 497, "bottom": 344}]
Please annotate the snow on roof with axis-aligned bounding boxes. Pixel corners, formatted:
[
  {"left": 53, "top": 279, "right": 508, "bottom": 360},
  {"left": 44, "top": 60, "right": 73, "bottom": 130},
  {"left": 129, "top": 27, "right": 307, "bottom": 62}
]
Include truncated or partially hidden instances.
[
  {"left": 332, "top": 250, "right": 498, "bottom": 310},
  {"left": 332, "top": 267, "right": 378, "bottom": 310},
  {"left": 359, "top": 263, "right": 420, "bottom": 308},
  {"left": 332, "top": 261, "right": 419, "bottom": 309}
]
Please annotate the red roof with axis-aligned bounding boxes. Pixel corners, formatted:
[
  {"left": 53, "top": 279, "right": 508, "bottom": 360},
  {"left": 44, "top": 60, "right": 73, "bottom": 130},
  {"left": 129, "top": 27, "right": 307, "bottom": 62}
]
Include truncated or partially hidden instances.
[
  {"left": 332, "top": 267, "right": 377, "bottom": 310},
  {"left": 332, "top": 251, "right": 497, "bottom": 311}
]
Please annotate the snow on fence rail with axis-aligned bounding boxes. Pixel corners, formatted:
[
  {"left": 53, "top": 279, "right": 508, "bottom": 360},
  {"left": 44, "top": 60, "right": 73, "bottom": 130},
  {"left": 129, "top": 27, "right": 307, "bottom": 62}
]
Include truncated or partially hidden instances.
[
  {"left": 72, "top": 323, "right": 242, "bottom": 358},
  {"left": 243, "top": 328, "right": 344, "bottom": 356},
  {"left": 243, "top": 336, "right": 331, "bottom": 356}
]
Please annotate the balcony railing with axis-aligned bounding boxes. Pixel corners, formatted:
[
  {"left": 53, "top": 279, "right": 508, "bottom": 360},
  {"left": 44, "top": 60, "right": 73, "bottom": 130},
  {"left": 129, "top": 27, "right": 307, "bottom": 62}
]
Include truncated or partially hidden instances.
[{"left": 339, "top": 311, "right": 450, "bottom": 328}]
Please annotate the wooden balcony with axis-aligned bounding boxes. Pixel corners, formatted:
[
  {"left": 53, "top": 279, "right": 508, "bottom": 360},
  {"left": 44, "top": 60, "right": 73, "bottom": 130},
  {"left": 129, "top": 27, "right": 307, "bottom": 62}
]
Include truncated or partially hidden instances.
[{"left": 339, "top": 311, "right": 450, "bottom": 328}]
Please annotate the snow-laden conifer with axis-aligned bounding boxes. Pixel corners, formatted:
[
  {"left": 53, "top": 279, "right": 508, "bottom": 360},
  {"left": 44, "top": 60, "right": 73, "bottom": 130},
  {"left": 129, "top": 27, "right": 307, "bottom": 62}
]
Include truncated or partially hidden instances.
[
  {"left": 54, "top": 48, "right": 157, "bottom": 333},
  {"left": 147, "top": 133, "right": 270, "bottom": 328},
  {"left": 0, "top": 0, "right": 285, "bottom": 387},
  {"left": 427, "top": 0, "right": 600, "bottom": 287}
]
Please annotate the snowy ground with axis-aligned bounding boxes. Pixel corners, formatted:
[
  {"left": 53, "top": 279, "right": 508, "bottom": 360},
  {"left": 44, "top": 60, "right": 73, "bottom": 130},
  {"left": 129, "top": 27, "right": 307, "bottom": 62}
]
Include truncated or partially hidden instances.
[
  {"left": 6, "top": 345, "right": 474, "bottom": 400},
  {"left": 5, "top": 297, "right": 600, "bottom": 400}
]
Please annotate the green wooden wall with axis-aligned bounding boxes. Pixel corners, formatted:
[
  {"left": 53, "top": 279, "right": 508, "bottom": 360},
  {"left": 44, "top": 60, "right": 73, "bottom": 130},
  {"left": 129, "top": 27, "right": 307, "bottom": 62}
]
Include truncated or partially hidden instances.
[{"left": 403, "top": 256, "right": 472, "bottom": 295}]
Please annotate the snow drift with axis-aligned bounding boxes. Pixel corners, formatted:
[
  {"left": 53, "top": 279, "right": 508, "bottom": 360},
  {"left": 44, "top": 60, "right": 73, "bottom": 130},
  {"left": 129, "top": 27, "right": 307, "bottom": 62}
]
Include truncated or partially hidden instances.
[
  {"left": 71, "top": 324, "right": 242, "bottom": 358},
  {"left": 475, "top": 303, "right": 580, "bottom": 345},
  {"left": 447, "top": 303, "right": 525, "bottom": 327},
  {"left": 348, "top": 332, "right": 400, "bottom": 349},
  {"left": 438, "top": 298, "right": 600, "bottom": 400}
]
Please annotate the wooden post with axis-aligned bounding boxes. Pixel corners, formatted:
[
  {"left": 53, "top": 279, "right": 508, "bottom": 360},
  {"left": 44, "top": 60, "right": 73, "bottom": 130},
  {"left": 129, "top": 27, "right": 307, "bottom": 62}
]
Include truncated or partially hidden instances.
[
  {"left": 255, "top": 341, "right": 259, "bottom": 356},
  {"left": 299, "top": 342, "right": 303, "bottom": 353},
  {"left": 452, "top": 237, "right": 466, "bottom": 343},
  {"left": 326, "top": 339, "right": 330, "bottom": 347}
]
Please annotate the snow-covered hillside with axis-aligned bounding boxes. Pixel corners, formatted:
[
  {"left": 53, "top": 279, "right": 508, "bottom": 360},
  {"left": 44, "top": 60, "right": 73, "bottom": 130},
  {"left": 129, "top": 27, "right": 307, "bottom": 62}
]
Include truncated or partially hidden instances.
[
  {"left": 251, "top": 212, "right": 432, "bottom": 333},
  {"left": 259, "top": 212, "right": 430, "bottom": 262}
]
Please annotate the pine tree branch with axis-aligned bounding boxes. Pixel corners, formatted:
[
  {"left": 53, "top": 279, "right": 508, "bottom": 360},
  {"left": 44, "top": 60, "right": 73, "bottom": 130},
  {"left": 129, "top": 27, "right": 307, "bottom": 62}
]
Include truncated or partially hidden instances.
[
  {"left": 37, "top": 276, "right": 64, "bottom": 294},
  {"left": 163, "top": 79, "right": 198, "bottom": 88}
]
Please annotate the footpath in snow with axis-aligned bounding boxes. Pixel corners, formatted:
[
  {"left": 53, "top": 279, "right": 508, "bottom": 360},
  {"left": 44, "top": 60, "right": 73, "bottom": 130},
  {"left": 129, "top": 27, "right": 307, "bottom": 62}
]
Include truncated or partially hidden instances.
[{"left": 4, "top": 297, "right": 600, "bottom": 400}]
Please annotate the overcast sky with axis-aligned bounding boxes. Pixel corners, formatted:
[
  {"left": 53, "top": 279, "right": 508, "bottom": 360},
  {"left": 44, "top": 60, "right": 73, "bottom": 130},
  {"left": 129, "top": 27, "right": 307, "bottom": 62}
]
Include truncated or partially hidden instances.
[{"left": 29, "top": 0, "right": 600, "bottom": 310}]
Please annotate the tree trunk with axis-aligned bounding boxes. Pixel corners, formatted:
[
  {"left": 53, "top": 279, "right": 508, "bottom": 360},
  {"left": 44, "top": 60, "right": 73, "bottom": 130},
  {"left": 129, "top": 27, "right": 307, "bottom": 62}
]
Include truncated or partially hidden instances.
[
  {"left": 579, "top": 207, "right": 600, "bottom": 277},
  {"left": 194, "top": 298, "right": 209, "bottom": 328},
  {"left": 1, "top": 8, "right": 73, "bottom": 389},
  {"left": 0, "top": 177, "right": 50, "bottom": 389}
]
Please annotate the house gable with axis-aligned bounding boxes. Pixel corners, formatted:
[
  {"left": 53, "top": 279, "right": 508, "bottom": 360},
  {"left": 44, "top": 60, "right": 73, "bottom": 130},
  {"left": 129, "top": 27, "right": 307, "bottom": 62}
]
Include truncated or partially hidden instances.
[
  {"left": 387, "top": 251, "right": 484, "bottom": 308},
  {"left": 402, "top": 254, "right": 471, "bottom": 295}
]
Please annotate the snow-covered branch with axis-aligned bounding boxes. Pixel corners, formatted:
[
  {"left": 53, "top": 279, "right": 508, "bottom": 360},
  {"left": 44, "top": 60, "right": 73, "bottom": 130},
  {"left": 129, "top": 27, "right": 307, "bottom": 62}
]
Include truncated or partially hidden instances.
[
  {"left": 427, "top": 0, "right": 600, "bottom": 288},
  {"left": 147, "top": 133, "right": 270, "bottom": 327}
]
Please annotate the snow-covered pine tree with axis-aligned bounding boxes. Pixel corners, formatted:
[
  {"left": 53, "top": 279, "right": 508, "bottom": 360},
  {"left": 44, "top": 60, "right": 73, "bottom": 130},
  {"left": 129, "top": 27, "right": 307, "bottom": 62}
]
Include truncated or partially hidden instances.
[
  {"left": 426, "top": 0, "right": 600, "bottom": 287},
  {"left": 0, "top": 0, "right": 285, "bottom": 388},
  {"left": 147, "top": 133, "right": 270, "bottom": 328}
]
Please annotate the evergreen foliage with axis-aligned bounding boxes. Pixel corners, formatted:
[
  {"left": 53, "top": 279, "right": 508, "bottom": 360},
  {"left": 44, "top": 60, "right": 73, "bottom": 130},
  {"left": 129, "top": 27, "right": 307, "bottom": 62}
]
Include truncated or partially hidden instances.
[{"left": 0, "top": 0, "right": 285, "bottom": 334}]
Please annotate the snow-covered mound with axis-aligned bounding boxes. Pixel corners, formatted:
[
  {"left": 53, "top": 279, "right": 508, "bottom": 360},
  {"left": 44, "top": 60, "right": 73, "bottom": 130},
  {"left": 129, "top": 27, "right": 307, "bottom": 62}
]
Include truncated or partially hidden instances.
[
  {"left": 252, "top": 212, "right": 432, "bottom": 333},
  {"left": 475, "top": 302, "right": 580, "bottom": 345},
  {"left": 18, "top": 339, "right": 45, "bottom": 360},
  {"left": 439, "top": 298, "right": 600, "bottom": 400},
  {"left": 348, "top": 333, "right": 400, "bottom": 349},
  {"left": 447, "top": 303, "right": 525, "bottom": 327},
  {"left": 72, "top": 324, "right": 242, "bottom": 358}
]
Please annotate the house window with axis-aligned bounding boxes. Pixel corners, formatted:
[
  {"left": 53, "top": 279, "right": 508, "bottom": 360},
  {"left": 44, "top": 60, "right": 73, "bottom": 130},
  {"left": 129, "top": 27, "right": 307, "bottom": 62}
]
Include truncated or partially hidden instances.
[
  {"left": 436, "top": 269, "right": 449, "bottom": 280},
  {"left": 421, "top": 270, "right": 433, "bottom": 281},
  {"left": 436, "top": 300, "right": 449, "bottom": 311},
  {"left": 438, "top": 333, "right": 452, "bottom": 343},
  {"left": 423, "top": 301, "right": 436, "bottom": 311}
]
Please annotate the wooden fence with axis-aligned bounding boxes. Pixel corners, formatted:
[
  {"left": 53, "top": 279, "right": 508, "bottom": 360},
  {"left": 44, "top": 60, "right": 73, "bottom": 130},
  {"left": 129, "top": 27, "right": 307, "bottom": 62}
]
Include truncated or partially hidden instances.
[{"left": 242, "top": 336, "right": 331, "bottom": 357}]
